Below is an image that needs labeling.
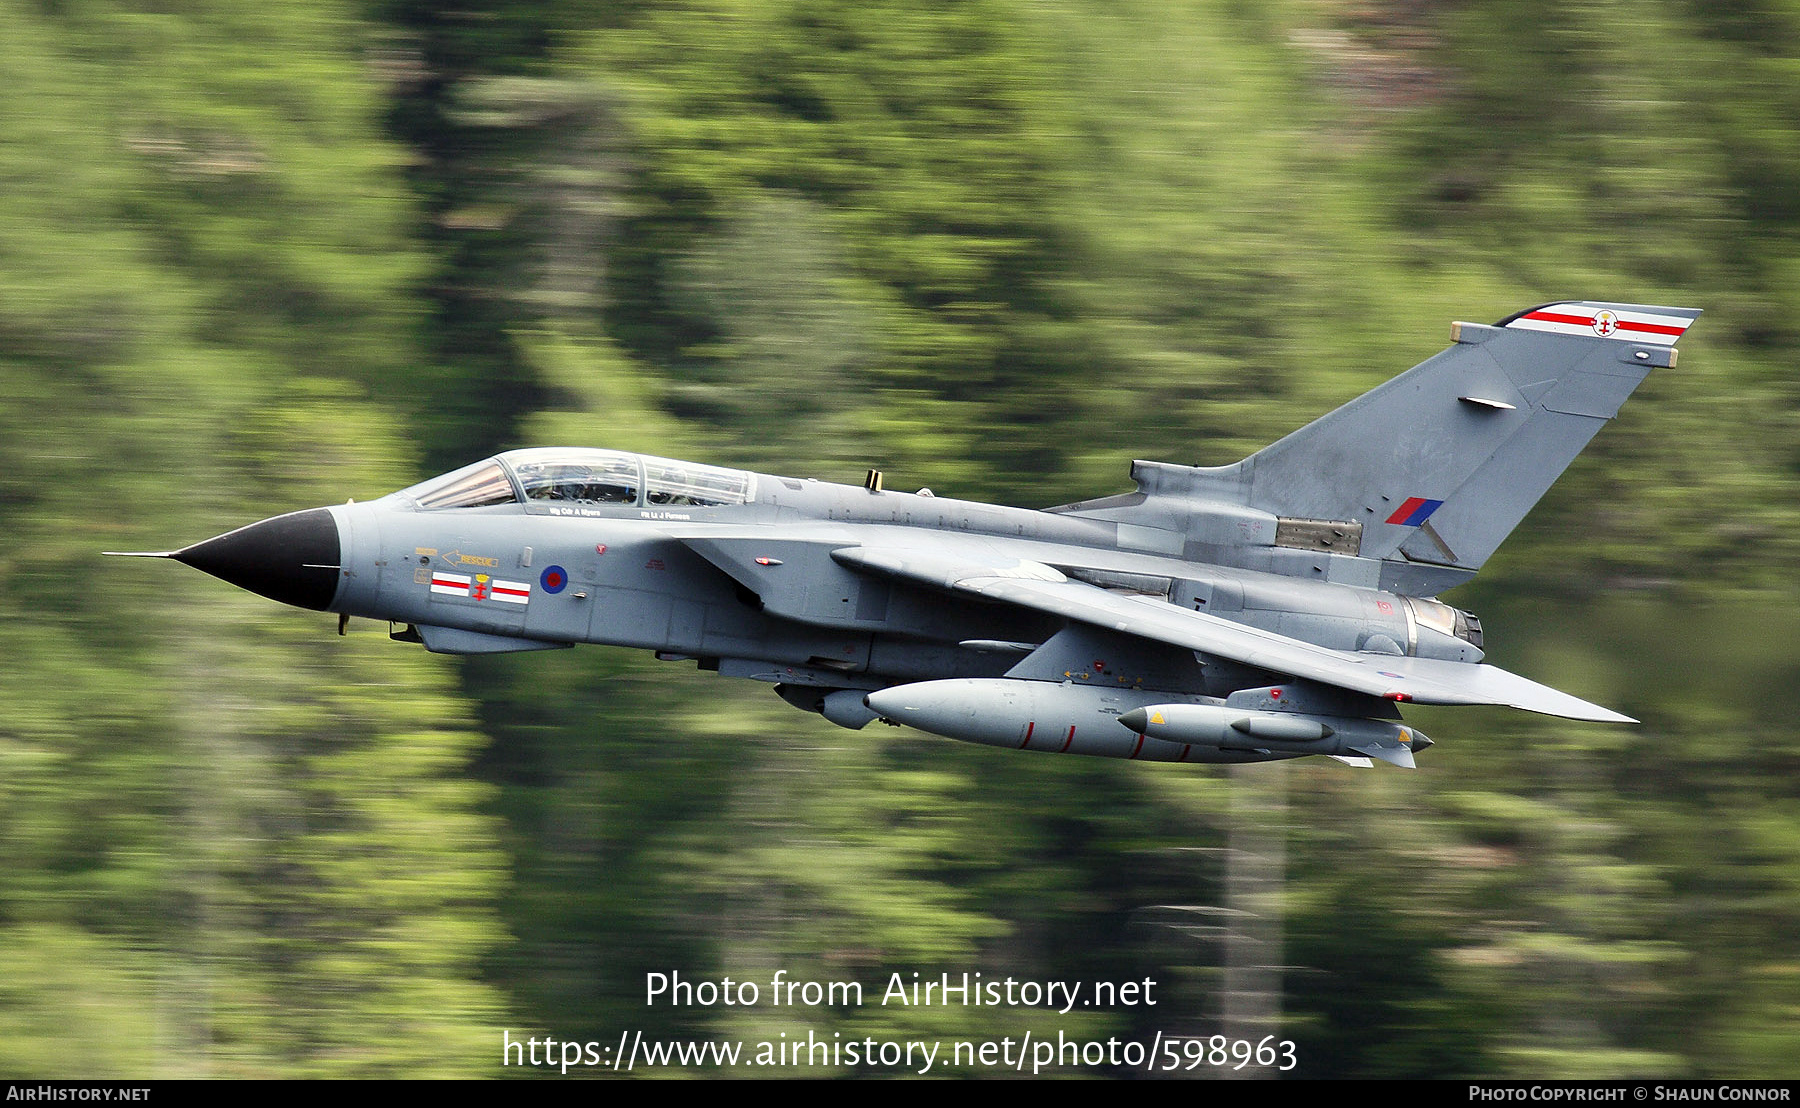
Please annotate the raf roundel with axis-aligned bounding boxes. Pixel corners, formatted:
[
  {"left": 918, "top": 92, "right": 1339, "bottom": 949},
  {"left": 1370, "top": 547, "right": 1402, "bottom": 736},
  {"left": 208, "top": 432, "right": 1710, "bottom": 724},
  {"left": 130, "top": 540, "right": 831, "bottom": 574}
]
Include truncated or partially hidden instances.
[{"left": 540, "top": 565, "right": 569, "bottom": 594}]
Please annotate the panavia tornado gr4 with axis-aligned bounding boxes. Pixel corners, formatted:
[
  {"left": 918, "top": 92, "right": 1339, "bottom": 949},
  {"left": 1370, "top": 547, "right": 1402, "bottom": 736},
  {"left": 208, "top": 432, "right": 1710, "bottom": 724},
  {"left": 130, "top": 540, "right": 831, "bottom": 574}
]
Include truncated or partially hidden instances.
[{"left": 111, "top": 302, "right": 1698, "bottom": 769}]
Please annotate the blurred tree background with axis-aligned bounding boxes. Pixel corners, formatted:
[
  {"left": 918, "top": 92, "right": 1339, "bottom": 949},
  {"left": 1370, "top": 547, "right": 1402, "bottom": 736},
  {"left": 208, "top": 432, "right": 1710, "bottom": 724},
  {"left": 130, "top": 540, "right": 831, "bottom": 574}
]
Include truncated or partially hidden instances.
[{"left": 5, "top": 0, "right": 1800, "bottom": 1078}]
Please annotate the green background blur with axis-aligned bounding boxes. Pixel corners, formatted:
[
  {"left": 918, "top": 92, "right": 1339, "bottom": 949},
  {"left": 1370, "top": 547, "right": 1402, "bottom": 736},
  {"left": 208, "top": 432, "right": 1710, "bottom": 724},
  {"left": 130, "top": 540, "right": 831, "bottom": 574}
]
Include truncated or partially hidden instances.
[{"left": 5, "top": 0, "right": 1800, "bottom": 1077}]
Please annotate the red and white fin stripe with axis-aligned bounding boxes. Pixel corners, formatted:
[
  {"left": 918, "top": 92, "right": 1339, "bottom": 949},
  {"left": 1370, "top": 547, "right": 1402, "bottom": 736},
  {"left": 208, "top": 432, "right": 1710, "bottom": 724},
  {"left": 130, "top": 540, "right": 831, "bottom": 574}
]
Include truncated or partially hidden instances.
[{"left": 1505, "top": 302, "right": 1699, "bottom": 346}]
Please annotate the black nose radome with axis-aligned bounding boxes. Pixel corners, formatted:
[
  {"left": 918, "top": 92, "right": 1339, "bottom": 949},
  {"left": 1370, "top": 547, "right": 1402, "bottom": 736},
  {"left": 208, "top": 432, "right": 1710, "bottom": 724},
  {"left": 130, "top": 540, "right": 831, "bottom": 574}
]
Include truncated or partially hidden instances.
[{"left": 174, "top": 507, "right": 341, "bottom": 612}]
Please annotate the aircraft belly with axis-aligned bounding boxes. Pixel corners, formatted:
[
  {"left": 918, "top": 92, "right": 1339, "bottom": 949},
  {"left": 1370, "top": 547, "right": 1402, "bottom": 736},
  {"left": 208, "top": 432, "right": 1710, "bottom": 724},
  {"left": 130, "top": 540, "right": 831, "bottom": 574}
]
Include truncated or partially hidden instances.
[
  {"left": 865, "top": 639, "right": 1016, "bottom": 683},
  {"left": 698, "top": 625, "right": 872, "bottom": 674}
]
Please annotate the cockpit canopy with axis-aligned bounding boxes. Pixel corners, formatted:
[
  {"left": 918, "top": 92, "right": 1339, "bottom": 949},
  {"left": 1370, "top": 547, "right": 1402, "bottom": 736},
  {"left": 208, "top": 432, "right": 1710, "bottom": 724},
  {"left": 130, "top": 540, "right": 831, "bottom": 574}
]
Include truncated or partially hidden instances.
[{"left": 399, "top": 449, "right": 756, "bottom": 511}]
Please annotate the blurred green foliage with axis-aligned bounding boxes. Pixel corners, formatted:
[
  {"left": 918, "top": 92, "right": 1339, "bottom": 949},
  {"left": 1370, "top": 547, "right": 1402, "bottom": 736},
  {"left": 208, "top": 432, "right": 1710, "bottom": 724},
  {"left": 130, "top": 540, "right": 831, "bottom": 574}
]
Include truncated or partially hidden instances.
[{"left": 4, "top": 0, "right": 1800, "bottom": 1079}]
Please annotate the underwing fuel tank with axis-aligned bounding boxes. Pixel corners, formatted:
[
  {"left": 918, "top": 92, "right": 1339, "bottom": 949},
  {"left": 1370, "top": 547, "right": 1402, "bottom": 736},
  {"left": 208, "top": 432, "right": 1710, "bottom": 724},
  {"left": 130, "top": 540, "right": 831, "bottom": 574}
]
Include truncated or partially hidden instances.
[{"left": 863, "top": 679, "right": 1427, "bottom": 766}]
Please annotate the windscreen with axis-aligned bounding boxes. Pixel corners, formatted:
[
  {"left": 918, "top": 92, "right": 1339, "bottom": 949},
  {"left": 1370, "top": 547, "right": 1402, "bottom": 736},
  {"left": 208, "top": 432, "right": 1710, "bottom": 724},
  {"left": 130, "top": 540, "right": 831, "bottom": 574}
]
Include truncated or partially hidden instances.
[{"left": 401, "top": 460, "right": 519, "bottom": 510}]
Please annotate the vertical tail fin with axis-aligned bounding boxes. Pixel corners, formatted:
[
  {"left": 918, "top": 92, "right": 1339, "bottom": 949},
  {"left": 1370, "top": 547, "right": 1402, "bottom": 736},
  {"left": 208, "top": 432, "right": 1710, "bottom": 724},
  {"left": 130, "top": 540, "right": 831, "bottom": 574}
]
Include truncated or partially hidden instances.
[
  {"left": 1223, "top": 302, "right": 1697, "bottom": 579},
  {"left": 1061, "top": 303, "right": 1698, "bottom": 594}
]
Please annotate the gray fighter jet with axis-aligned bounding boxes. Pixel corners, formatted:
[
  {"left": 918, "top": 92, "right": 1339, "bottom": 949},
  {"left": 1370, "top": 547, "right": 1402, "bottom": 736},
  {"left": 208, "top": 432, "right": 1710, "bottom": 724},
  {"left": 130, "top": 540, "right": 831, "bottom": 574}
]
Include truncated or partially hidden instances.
[{"left": 110, "top": 301, "right": 1698, "bottom": 768}]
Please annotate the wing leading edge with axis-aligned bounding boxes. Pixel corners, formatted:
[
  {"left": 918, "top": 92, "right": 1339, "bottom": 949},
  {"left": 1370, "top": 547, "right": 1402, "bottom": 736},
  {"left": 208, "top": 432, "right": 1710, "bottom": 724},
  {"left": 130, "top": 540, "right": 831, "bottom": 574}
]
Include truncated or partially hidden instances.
[{"left": 831, "top": 546, "right": 1632, "bottom": 723}]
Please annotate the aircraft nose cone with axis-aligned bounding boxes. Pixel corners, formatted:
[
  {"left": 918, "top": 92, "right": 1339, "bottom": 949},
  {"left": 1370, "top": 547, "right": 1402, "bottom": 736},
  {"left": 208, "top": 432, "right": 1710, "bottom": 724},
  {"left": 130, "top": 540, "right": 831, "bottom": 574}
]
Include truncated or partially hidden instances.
[{"left": 175, "top": 507, "right": 341, "bottom": 611}]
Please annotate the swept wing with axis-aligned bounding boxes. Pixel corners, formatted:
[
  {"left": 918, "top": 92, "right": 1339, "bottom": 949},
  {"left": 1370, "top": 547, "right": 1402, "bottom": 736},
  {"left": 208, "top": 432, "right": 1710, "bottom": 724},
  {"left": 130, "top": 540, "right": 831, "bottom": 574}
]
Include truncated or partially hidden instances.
[{"left": 830, "top": 546, "right": 1631, "bottom": 723}]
